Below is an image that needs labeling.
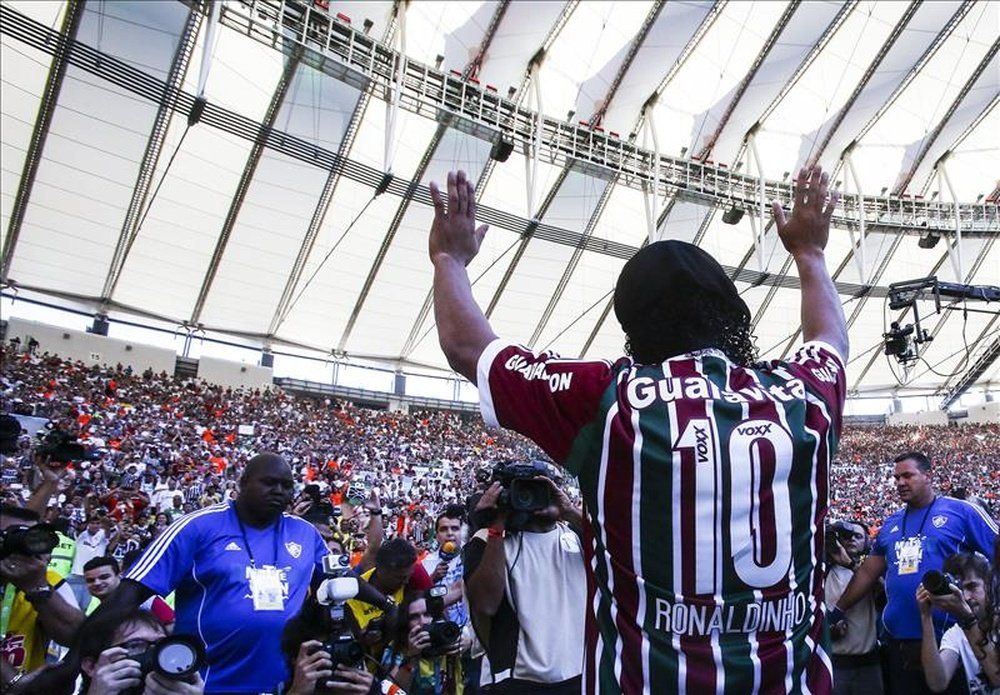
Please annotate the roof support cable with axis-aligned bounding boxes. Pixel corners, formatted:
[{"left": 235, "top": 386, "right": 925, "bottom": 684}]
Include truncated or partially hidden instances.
[
  {"left": 640, "top": 108, "right": 662, "bottom": 242},
  {"left": 272, "top": 190, "right": 381, "bottom": 334},
  {"left": 937, "top": 158, "right": 964, "bottom": 282},
  {"left": 384, "top": 1, "right": 406, "bottom": 175},
  {"left": 196, "top": 0, "right": 221, "bottom": 100},
  {"left": 524, "top": 61, "right": 543, "bottom": 218},
  {"left": 842, "top": 149, "right": 868, "bottom": 284},
  {"left": 745, "top": 130, "right": 767, "bottom": 273}
]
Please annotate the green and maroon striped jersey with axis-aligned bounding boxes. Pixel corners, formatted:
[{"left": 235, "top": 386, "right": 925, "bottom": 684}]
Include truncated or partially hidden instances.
[{"left": 478, "top": 340, "right": 846, "bottom": 695}]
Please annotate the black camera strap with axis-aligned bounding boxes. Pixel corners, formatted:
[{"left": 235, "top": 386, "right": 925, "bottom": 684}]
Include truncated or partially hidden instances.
[
  {"left": 235, "top": 514, "right": 281, "bottom": 569},
  {"left": 901, "top": 495, "right": 937, "bottom": 539}
]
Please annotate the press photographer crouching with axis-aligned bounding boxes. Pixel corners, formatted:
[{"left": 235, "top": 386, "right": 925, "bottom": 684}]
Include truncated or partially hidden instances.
[
  {"left": 78, "top": 606, "right": 204, "bottom": 695},
  {"left": 379, "top": 587, "right": 468, "bottom": 694},
  {"left": 464, "top": 462, "right": 586, "bottom": 694}
]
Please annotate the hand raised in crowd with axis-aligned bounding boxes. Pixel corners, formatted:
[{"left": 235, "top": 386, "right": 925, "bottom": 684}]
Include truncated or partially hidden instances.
[
  {"left": 362, "top": 488, "right": 381, "bottom": 515},
  {"left": 428, "top": 170, "right": 489, "bottom": 268},
  {"left": 771, "top": 166, "right": 839, "bottom": 258}
]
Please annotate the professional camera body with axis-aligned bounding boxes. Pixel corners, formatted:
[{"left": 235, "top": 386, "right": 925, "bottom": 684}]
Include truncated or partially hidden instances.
[
  {"left": 493, "top": 461, "right": 552, "bottom": 513},
  {"left": 0, "top": 523, "right": 59, "bottom": 559},
  {"left": 120, "top": 634, "right": 205, "bottom": 695},
  {"left": 422, "top": 585, "right": 461, "bottom": 657},
  {"left": 36, "top": 426, "right": 99, "bottom": 464},
  {"left": 922, "top": 569, "right": 960, "bottom": 596},
  {"left": 314, "top": 554, "right": 365, "bottom": 693}
]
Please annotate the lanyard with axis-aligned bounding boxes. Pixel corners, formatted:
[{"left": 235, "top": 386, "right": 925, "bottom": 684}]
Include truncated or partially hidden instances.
[
  {"left": 902, "top": 495, "right": 937, "bottom": 538},
  {"left": 1, "top": 583, "right": 15, "bottom": 638},
  {"left": 236, "top": 514, "right": 281, "bottom": 569}
]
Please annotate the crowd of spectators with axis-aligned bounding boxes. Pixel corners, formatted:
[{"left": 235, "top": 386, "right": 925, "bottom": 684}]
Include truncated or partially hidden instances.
[
  {"left": 1, "top": 342, "right": 998, "bottom": 694},
  {"left": 0, "top": 344, "right": 545, "bottom": 554},
  {"left": 833, "top": 423, "right": 999, "bottom": 526},
  {"left": 3, "top": 344, "right": 996, "bottom": 546}
]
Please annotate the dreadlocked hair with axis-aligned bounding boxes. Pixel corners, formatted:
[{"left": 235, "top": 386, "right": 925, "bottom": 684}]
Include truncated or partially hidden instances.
[{"left": 623, "top": 289, "right": 759, "bottom": 367}]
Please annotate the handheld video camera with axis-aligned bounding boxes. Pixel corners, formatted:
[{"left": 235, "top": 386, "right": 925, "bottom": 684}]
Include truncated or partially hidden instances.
[
  {"left": 922, "top": 569, "right": 960, "bottom": 597},
  {"left": 0, "top": 523, "right": 59, "bottom": 559},
  {"left": 121, "top": 634, "right": 205, "bottom": 695},
  {"left": 422, "top": 585, "right": 461, "bottom": 656},
  {"left": 314, "top": 554, "right": 365, "bottom": 693},
  {"left": 493, "top": 461, "right": 552, "bottom": 513}
]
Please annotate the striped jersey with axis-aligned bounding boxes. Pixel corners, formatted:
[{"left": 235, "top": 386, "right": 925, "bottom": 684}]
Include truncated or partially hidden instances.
[{"left": 477, "top": 339, "right": 846, "bottom": 695}]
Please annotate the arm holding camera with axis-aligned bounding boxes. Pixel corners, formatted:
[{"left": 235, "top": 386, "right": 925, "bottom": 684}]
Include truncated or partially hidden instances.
[
  {"left": 0, "top": 555, "right": 84, "bottom": 645},
  {"left": 465, "top": 482, "right": 507, "bottom": 618},
  {"left": 538, "top": 476, "right": 583, "bottom": 529},
  {"left": 917, "top": 585, "right": 960, "bottom": 693},
  {"left": 84, "top": 644, "right": 205, "bottom": 695},
  {"left": 24, "top": 456, "right": 70, "bottom": 516}
]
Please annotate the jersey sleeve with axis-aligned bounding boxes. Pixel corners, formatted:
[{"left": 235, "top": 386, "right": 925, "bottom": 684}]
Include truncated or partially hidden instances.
[
  {"left": 961, "top": 500, "right": 999, "bottom": 556},
  {"left": 408, "top": 562, "right": 433, "bottom": 591},
  {"left": 123, "top": 515, "right": 200, "bottom": 596},
  {"left": 780, "top": 341, "right": 846, "bottom": 431},
  {"left": 149, "top": 596, "right": 175, "bottom": 625},
  {"left": 477, "top": 339, "right": 617, "bottom": 464}
]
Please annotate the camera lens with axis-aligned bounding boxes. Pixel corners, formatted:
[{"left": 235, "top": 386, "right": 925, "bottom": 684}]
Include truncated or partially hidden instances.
[{"left": 152, "top": 636, "right": 204, "bottom": 678}]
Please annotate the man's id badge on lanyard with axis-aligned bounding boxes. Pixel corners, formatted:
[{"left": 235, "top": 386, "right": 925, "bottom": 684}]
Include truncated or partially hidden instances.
[
  {"left": 247, "top": 565, "right": 286, "bottom": 611},
  {"left": 895, "top": 536, "right": 924, "bottom": 575}
]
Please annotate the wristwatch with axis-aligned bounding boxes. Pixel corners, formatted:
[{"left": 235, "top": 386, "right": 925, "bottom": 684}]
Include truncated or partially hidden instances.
[
  {"left": 24, "top": 585, "right": 53, "bottom": 604},
  {"left": 957, "top": 613, "right": 978, "bottom": 630}
]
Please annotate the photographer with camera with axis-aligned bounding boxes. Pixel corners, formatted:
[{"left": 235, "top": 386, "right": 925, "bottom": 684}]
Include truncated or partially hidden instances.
[
  {"left": 463, "top": 464, "right": 585, "bottom": 693},
  {"left": 346, "top": 538, "right": 433, "bottom": 667},
  {"left": 1, "top": 504, "right": 84, "bottom": 692},
  {"left": 824, "top": 519, "right": 883, "bottom": 695},
  {"left": 917, "top": 552, "right": 1000, "bottom": 694},
  {"left": 379, "top": 588, "right": 467, "bottom": 694},
  {"left": 78, "top": 607, "right": 204, "bottom": 695},
  {"left": 833, "top": 452, "right": 998, "bottom": 694}
]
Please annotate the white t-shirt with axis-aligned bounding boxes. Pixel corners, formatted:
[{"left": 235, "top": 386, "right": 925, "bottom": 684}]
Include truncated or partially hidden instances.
[
  {"left": 939, "top": 624, "right": 1000, "bottom": 695},
  {"left": 71, "top": 528, "right": 108, "bottom": 576}
]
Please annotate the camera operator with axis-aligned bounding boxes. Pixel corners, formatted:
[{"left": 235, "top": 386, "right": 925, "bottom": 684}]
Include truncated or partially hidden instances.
[
  {"left": 464, "top": 467, "right": 585, "bottom": 693},
  {"left": 1, "top": 504, "right": 84, "bottom": 693},
  {"left": 824, "top": 519, "right": 883, "bottom": 695},
  {"left": 381, "top": 589, "right": 468, "bottom": 694},
  {"left": 78, "top": 607, "right": 204, "bottom": 695},
  {"left": 917, "top": 552, "right": 1000, "bottom": 693}
]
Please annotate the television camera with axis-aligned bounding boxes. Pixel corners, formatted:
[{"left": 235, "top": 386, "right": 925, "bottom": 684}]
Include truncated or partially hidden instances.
[{"left": 884, "top": 277, "right": 999, "bottom": 367}]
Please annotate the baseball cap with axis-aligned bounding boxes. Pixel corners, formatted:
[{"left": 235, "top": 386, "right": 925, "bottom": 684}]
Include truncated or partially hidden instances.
[{"left": 613, "top": 240, "right": 749, "bottom": 335}]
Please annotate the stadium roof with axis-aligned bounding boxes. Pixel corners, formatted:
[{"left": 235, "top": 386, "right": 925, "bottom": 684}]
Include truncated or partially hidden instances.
[{"left": 2, "top": 0, "right": 998, "bottom": 404}]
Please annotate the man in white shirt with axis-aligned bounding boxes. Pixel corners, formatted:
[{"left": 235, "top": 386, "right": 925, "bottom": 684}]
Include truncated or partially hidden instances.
[
  {"left": 67, "top": 516, "right": 107, "bottom": 609},
  {"left": 918, "top": 551, "right": 1000, "bottom": 694}
]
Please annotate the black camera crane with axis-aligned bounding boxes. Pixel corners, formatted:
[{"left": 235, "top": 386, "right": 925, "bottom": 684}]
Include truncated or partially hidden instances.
[{"left": 884, "top": 276, "right": 1000, "bottom": 368}]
